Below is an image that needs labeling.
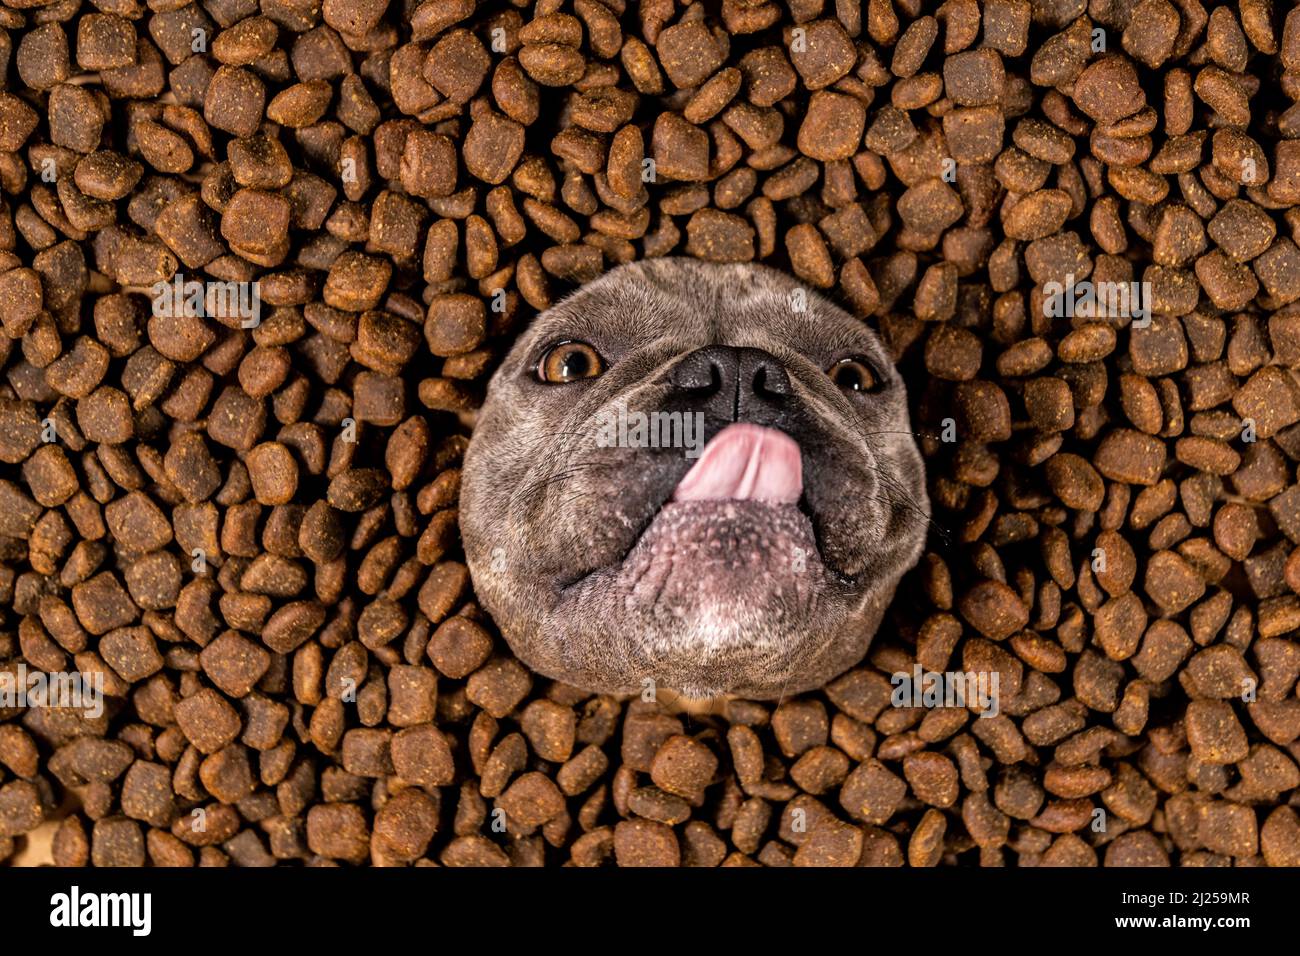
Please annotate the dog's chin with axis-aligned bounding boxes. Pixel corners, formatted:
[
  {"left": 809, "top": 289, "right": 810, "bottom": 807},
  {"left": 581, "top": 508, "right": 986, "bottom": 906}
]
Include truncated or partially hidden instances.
[
  {"left": 550, "top": 499, "right": 859, "bottom": 692},
  {"left": 564, "top": 498, "right": 838, "bottom": 605}
]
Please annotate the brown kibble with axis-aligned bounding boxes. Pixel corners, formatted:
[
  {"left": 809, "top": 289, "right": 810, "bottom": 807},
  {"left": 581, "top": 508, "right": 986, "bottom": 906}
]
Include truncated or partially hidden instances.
[
  {"left": 1045, "top": 453, "right": 1105, "bottom": 512},
  {"left": 246, "top": 443, "right": 299, "bottom": 506},
  {"left": 0, "top": 94, "right": 39, "bottom": 153},
  {"left": 959, "top": 580, "right": 1029, "bottom": 640},
  {"left": 77, "top": 14, "right": 136, "bottom": 70},
  {"left": 204, "top": 67, "right": 266, "bottom": 139},
  {"left": 401, "top": 130, "right": 458, "bottom": 199},
  {"left": 221, "top": 189, "right": 290, "bottom": 262},
  {"left": 466, "top": 656, "right": 532, "bottom": 718},
  {"left": 1072, "top": 55, "right": 1146, "bottom": 125},
  {"left": 521, "top": 700, "right": 577, "bottom": 764},
  {"left": 324, "top": 252, "right": 391, "bottom": 312},
  {"left": 614, "top": 819, "right": 680, "bottom": 866},
  {"left": 498, "top": 771, "right": 566, "bottom": 828},
  {"left": 685, "top": 208, "right": 754, "bottom": 263},
  {"left": 840, "top": 759, "right": 907, "bottom": 824},
  {"left": 798, "top": 92, "right": 865, "bottom": 161},
  {"left": 903, "top": 752, "right": 960, "bottom": 808},
  {"left": 374, "top": 789, "right": 438, "bottom": 862},
  {"left": 175, "top": 688, "right": 242, "bottom": 755},
  {"left": 1094, "top": 429, "right": 1166, "bottom": 485},
  {"left": 463, "top": 111, "right": 525, "bottom": 186},
  {"left": 650, "top": 735, "right": 718, "bottom": 801},
  {"left": 425, "top": 294, "right": 487, "bottom": 357},
  {"left": 944, "top": 49, "right": 1005, "bottom": 106},
  {"left": 1186, "top": 700, "right": 1250, "bottom": 765},
  {"left": 789, "top": 19, "right": 856, "bottom": 90},
  {"left": 656, "top": 20, "right": 727, "bottom": 89},
  {"left": 0, "top": 268, "right": 44, "bottom": 337},
  {"left": 653, "top": 112, "right": 711, "bottom": 182},
  {"left": 306, "top": 803, "right": 370, "bottom": 863}
]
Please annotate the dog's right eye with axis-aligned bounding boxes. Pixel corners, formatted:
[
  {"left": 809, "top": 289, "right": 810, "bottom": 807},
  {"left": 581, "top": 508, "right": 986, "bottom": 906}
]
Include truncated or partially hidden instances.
[{"left": 538, "top": 341, "right": 605, "bottom": 383}]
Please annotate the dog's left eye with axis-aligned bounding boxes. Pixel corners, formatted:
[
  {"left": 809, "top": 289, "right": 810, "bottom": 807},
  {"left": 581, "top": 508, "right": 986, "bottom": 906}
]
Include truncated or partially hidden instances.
[
  {"left": 538, "top": 341, "right": 605, "bottom": 383},
  {"left": 827, "top": 356, "right": 879, "bottom": 392}
]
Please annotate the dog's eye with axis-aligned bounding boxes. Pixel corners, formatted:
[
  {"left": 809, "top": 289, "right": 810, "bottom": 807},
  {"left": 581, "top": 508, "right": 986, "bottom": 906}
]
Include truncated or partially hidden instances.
[
  {"left": 538, "top": 341, "right": 605, "bottom": 383},
  {"left": 827, "top": 356, "right": 879, "bottom": 392}
]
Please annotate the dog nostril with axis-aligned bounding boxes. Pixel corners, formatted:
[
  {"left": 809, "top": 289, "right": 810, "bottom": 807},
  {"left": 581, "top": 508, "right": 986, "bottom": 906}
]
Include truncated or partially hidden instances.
[
  {"left": 670, "top": 347, "right": 730, "bottom": 393},
  {"left": 746, "top": 352, "right": 792, "bottom": 399}
]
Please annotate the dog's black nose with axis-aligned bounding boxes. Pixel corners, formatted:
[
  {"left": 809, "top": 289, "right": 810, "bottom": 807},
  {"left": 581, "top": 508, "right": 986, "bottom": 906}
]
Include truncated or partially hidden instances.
[{"left": 668, "top": 345, "right": 792, "bottom": 423}]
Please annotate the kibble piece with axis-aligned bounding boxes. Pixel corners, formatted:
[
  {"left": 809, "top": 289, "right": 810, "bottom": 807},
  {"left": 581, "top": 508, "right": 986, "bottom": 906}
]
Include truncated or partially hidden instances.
[
  {"left": 175, "top": 688, "right": 242, "bottom": 755},
  {"left": 840, "top": 760, "right": 907, "bottom": 825},
  {"left": 944, "top": 50, "right": 1004, "bottom": 106},
  {"left": 72, "top": 572, "right": 138, "bottom": 635},
  {"left": 23, "top": 445, "right": 78, "bottom": 507},
  {"left": 77, "top": 15, "right": 136, "bottom": 70},
  {"left": 0, "top": 781, "right": 43, "bottom": 839},
  {"left": 306, "top": 803, "right": 370, "bottom": 863},
  {"left": 463, "top": 111, "right": 525, "bottom": 185},
  {"left": 789, "top": 19, "right": 856, "bottom": 90},
  {"left": 685, "top": 209, "right": 754, "bottom": 262},
  {"left": 105, "top": 491, "right": 173, "bottom": 553},
  {"left": 246, "top": 443, "right": 299, "bottom": 505},
  {"left": 614, "top": 819, "right": 680, "bottom": 866},
  {"left": 204, "top": 67, "right": 266, "bottom": 138},
  {"left": 200, "top": 632, "right": 271, "bottom": 699},
  {"left": 100, "top": 627, "right": 165, "bottom": 683},
  {"left": 465, "top": 656, "right": 532, "bottom": 718},
  {"left": 903, "top": 752, "right": 960, "bottom": 807},
  {"left": 324, "top": 252, "right": 392, "bottom": 312},
  {"left": 1261, "top": 808, "right": 1300, "bottom": 867},
  {"left": 0, "top": 268, "right": 44, "bottom": 338},
  {"left": 650, "top": 735, "right": 718, "bottom": 801},
  {"left": 221, "top": 189, "right": 291, "bottom": 262},
  {"left": 1072, "top": 55, "right": 1146, "bottom": 124},
  {"left": 498, "top": 771, "right": 566, "bottom": 829},
  {"left": 653, "top": 112, "right": 711, "bottom": 182},
  {"left": 798, "top": 92, "right": 866, "bottom": 161},
  {"left": 374, "top": 789, "right": 438, "bottom": 862},
  {"left": 427, "top": 29, "right": 490, "bottom": 102},
  {"left": 959, "top": 580, "right": 1029, "bottom": 639},
  {"left": 1186, "top": 700, "right": 1250, "bottom": 765},
  {"left": 1045, "top": 453, "right": 1105, "bottom": 512},
  {"left": 521, "top": 700, "right": 577, "bottom": 763},
  {"left": 91, "top": 818, "right": 145, "bottom": 867},
  {"left": 657, "top": 20, "right": 727, "bottom": 89},
  {"left": 425, "top": 294, "right": 487, "bottom": 357},
  {"left": 426, "top": 616, "right": 494, "bottom": 679},
  {"left": 1094, "top": 430, "right": 1166, "bottom": 485},
  {"left": 0, "top": 94, "right": 39, "bottom": 153}
]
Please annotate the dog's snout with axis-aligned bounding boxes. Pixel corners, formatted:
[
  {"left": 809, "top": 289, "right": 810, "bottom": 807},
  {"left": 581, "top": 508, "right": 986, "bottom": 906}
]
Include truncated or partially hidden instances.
[{"left": 668, "top": 346, "right": 792, "bottom": 423}]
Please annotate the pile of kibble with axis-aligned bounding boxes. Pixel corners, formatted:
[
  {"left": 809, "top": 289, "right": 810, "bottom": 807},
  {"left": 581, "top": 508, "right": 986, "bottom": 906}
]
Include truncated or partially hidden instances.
[{"left": 1, "top": 0, "right": 1300, "bottom": 868}]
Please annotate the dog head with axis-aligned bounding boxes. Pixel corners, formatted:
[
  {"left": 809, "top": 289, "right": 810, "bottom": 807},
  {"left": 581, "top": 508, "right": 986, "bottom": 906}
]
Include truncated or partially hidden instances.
[{"left": 460, "top": 258, "right": 929, "bottom": 698}]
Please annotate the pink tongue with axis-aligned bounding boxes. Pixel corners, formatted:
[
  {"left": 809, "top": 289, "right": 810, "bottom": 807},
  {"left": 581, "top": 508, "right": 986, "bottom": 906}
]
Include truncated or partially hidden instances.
[{"left": 672, "top": 423, "right": 803, "bottom": 504}]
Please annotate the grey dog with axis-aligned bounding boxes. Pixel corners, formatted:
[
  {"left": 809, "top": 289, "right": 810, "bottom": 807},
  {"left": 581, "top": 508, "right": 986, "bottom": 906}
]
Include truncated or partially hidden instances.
[{"left": 460, "top": 258, "right": 929, "bottom": 699}]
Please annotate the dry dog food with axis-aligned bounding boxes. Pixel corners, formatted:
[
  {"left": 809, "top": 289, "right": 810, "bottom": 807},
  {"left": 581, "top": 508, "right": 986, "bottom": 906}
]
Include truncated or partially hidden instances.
[{"left": 0, "top": 0, "right": 1299, "bottom": 868}]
